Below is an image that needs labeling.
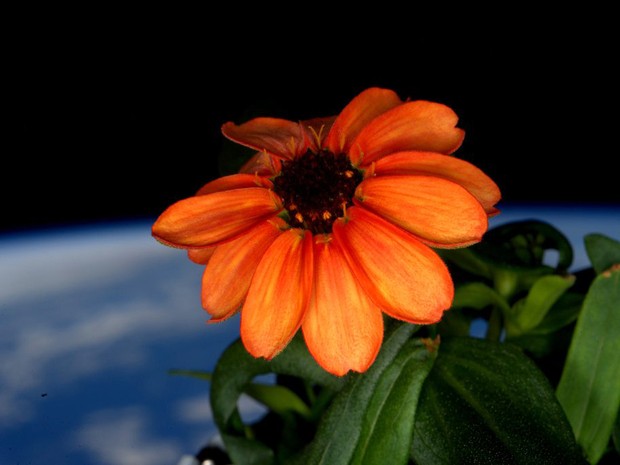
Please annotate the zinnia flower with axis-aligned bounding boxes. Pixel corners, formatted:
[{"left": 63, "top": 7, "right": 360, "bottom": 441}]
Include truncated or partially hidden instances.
[{"left": 152, "top": 87, "right": 501, "bottom": 376}]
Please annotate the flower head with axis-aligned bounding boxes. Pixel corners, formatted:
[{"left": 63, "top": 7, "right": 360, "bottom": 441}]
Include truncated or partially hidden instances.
[{"left": 153, "top": 87, "right": 501, "bottom": 376}]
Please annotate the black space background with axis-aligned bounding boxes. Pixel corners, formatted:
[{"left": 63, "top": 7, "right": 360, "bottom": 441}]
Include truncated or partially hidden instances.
[{"left": 7, "top": 12, "right": 618, "bottom": 235}]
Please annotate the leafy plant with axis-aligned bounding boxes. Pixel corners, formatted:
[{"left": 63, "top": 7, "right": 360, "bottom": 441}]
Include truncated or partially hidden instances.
[{"left": 174, "top": 222, "right": 620, "bottom": 464}]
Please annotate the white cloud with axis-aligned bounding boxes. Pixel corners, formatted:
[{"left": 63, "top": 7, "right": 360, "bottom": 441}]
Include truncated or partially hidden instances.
[
  {"left": 176, "top": 394, "right": 213, "bottom": 424},
  {"left": 0, "top": 294, "right": 210, "bottom": 428},
  {"left": 175, "top": 392, "right": 268, "bottom": 427},
  {"left": 0, "top": 221, "right": 219, "bottom": 428},
  {"left": 237, "top": 394, "right": 269, "bottom": 424},
  {"left": 0, "top": 222, "right": 179, "bottom": 305},
  {"left": 71, "top": 407, "right": 182, "bottom": 465}
]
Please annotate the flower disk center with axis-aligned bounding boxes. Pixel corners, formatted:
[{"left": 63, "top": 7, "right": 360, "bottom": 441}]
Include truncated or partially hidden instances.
[{"left": 272, "top": 150, "right": 363, "bottom": 234}]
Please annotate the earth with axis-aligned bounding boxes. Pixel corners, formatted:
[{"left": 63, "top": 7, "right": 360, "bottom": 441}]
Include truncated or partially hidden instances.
[{"left": 1, "top": 204, "right": 618, "bottom": 465}]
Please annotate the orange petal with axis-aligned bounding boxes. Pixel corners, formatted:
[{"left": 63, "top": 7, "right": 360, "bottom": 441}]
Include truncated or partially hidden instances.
[
  {"left": 302, "top": 236, "right": 383, "bottom": 376},
  {"left": 333, "top": 207, "right": 453, "bottom": 324},
  {"left": 239, "top": 151, "right": 282, "bottom": 177},
  {"left": 202, "top": 217, "right": 287, "bottom": 321},
  {"left": 152, "top": 188, "right": 282, "bottom": 248},
  {"left": 302, "top": 116, "right": 337, "bottom": 152},
  {"left": 356, "top": 175, "right": 488, "bottom": 248},
  {"left": 222, "top": 117, "right": 311, "bottom": 160},
  {"left": 372, "top": 151, "right": 501, "bottom": 215},
  {"left": 241, "top": 229, "right": 313, "bottom": 359},
  {"left": 324, "top": 87, "right": 402, "bottom": 155},
  {"left": 349, "top": 100, "right": 465, "bottom": 166},
  {"left": 195, "top": 173, "right": 273, "bottom": 196},
  {"left": 188, "top": 247, "right": 216, "bottom": 264}
]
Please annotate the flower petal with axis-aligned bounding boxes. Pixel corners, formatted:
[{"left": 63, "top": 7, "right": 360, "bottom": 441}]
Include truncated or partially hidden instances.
[
  {"left": 202, "top": 217, "right": 287, "bottom": 321},
  {"left": 356, "top": 175, "right": 488, "bottom": 248},
  {"left": 239, "top": 151, "right": 281, "bottom": 177},
  {"left": 324, "top": 87, "right": 402, "bottom": 155},
  {"left": 152, "top": 188, "right": 282, "bottom": 248},
  {"left": 333, "top": 207, "right": 453, "bottom": 324},
  {"left": 372, "top": 151, "right": 501, "bottom": 215},
  {"left": 222, "top": 117, "right": 311, "bottom": 160},
  {"left": 349, "top": 100, "right": 465, "bottom": 166},
  {"left": 302, "top": 236, "right": 383, "bottom": 376},
  {"left": 195, "top": 173, "right": 273, "bottom": 196},
  {"left": 241, "top": 229, "right": 313, "bottom": 359},
  {"left": 187, "top": 247, "right": 216, "bottom": 264}
]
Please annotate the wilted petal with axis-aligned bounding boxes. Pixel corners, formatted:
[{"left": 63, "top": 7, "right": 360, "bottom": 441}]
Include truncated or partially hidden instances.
[
  {"left": 202, "top": 217, "right": 287, "bottom": 321},
  {"left": 372, "top": 151, "right": 501, "bottom": 215},
  {"left": 152, "top": 188, "right": 282, "bottom": 248},
  {"left": 333, "top": 207, "right": 453, "bottom": 324},
  {"left": 324, "top": 87, "right": 402, "bottom": 154},
  {"left": 303, "top": 236, "right": 383, "bottom": 376},
  {"left": 241, "top": 229, "right": 313, "bottom": 359},
  {"left": 239, "top": 151, "right": 281, "bottom": 177},
  {"left": 188, "top": 247, "right": 216, "bottom": 264},
  {"left": 195, "top": 173, "right": 273, "bottom": 196},
  {"left": 222, "top": 117, "right": 311, "bottom": 160},
  {"left": 356, "top": 175, "right": 488, "bottom": 248},
  {"left": 349, "top": 100, "right": 465, "bottom": 166}
]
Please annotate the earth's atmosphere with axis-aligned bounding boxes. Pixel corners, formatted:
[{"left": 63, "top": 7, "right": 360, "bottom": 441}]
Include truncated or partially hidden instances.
[{"left": 1, "top": 203, "right": 618, "bottom": 465}]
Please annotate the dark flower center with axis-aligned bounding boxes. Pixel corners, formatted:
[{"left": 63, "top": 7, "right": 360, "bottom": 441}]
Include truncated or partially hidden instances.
[{"left": 272, "top": 149, "right": 363, "bottom": 234}]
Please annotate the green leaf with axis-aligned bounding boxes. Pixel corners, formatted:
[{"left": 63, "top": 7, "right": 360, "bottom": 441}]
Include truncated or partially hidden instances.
[
  {"left": 220, "top": 433, "right": 274, "bottom": 465},
  {"left": 452, "top": 282, "right": 511, "bottom": 314},
  {"left": 584, "top": 233, "right": 620, "bottom": 275},
  {"left": 245, "top": 383, "right": 312, "bottom": 419},
  {"left": 169, "top": 368, "right": 312, "bottom": 418},
  {"left": 438, "top": 247, "right": 492, "bottom": 279},
  {"left": 411, "top": 337, "right": 586, "bottom": 465},
  {"left": 508, "top": 274, "right": 575, "bottom": 336},
  {"left": 507, "top": 290, "right": 584, "bottom": 358},
  {"left": 291, "top": 323, "right": 437, "bottom": 465},
  {"left": 532, "top": 291, "right": 584, "bottom": 334},
  {"left": 210, "top": 334, "right": 344, "bottom": 464},
  {"left": 442, "top": 221, "right": 574, "bottom": 300},
  {"left": 556, "top": 265, "right": 620, "bottom": 464},
  {"left": 473, "top": 220, "right": 574, "bottom": 272}
]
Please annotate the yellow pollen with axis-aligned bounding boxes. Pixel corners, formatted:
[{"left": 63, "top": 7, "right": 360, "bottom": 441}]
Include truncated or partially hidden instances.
[
  {"left": 287, "top": 136, "right": 297, "bottom": 155},
  {"left": 315, "top": 234, "right": 332, "bottom": 245},
  {"left": 307, "top": 124, "right": 326, "bottom": 148},
  {"left": 294, "top": 212, "right": 304, "bottom": 223},
  {"left": 344, "top": 170, "right": 354, "bottom": 178},
  {"left": 322, "top": 211, "right": 332, "bottom": 220}
]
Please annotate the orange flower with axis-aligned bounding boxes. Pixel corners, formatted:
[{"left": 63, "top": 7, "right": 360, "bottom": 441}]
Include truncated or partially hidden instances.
[{"left": 153, "top": 87, "right": 501, "bottom": 376}]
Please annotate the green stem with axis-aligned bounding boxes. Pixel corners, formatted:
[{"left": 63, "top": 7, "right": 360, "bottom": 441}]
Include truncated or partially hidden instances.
[{"left": 486, "top": 307, "right": 503, "bottom": 342}]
